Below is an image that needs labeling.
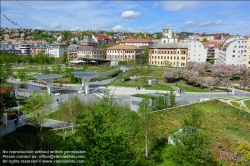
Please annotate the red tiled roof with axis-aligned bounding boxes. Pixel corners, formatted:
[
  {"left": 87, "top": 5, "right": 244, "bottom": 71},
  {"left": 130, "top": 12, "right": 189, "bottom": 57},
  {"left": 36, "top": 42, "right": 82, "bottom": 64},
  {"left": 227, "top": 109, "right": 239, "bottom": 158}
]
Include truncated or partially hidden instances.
[
  {"left": 107, "top": 45, "right": 142, "bottom": 50},
  {"left": 201, "top": 42, "right": 222, "bottom": 49},
  {"left": 94, "top": 35, "right": 110, "bottom": 41},
  {"left": 120, "top": 39, "right": 153, "bottom": 43},
  {"left": 0, "top": 88, "right": 10, "bottom": 93},
  {"left": 201, "top": 73, "right": 219, "bottom": 77}
]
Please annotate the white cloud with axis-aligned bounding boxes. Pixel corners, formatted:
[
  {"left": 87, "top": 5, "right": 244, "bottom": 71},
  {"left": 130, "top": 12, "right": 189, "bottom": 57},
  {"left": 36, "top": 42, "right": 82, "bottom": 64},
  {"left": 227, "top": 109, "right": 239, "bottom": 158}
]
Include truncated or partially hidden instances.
[
  {"left": 121, "top": 10, "right": 141, "bottom": 19},
  {"left": 112, "top": 25, "right": 123, "bottom": 31},
  {"left": 180, "top": 20, "right": 196, "bottom": 28},
  {"left": 162, "top": 2, "right": 202, "bottom": 12},
  {"left": 33, "top": 27, "right": 42, "bottom": 30},
  {"left": 50, "top": 23, "right": 60, "bottom": 29},
  {"left": 199, "top": 20, "right": 222, "bottom": 27},
  {"left": 71, "top": 27, "right": 83, "bottom": 31},
  {"left": 153, "top": 3, "right": 158, "bottom": 8}
]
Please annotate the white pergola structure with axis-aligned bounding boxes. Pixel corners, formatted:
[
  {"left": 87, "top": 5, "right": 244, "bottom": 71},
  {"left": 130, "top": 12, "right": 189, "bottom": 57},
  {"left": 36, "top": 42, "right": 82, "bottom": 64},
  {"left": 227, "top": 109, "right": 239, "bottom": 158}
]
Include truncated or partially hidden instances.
[
  {"left": 34, "top": 74, "right": 62, "bottom": 95},
  {"left": 72, "top": 71, "right": 98, "bottom": 94}
]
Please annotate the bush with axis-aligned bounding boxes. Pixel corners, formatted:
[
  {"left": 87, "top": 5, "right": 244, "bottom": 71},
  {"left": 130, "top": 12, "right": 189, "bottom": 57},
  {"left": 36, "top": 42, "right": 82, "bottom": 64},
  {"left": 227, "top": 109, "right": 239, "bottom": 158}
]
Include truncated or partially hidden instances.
[
  {"left": 123, "top": 77, "right": 130, "bottom": 81},
  {"left": 107, "top": 70, "right": 121, "bottom": 78}
]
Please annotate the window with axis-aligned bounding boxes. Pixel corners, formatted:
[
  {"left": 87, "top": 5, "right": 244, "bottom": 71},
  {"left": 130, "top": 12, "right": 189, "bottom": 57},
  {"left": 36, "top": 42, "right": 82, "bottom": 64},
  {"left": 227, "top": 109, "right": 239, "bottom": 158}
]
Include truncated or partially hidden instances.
[{"left": 233, "top": 50, "right": 235, "bottom": 53}]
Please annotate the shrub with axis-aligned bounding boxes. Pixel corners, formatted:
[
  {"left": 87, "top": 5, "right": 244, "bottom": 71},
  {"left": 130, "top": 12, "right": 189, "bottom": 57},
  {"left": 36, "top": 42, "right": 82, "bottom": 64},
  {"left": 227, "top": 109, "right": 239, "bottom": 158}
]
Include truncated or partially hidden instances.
[
  {"left": 108, "top": 70, "right": 121, "bottom": 78},
  {"left": 123, "top": 77, "right": 130, "bottom": 81}
]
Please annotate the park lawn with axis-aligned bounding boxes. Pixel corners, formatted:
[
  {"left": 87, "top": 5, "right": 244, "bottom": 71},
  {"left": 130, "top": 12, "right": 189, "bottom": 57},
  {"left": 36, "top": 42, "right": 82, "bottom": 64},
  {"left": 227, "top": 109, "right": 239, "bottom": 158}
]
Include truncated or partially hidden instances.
[
  {"left": 153, "top": 99, "right": 250, "bottom": 155},
  {"left": 244, "top": 99, "right": 250, "bottom": 109},
  {"left": 230, "top": 101, "right": 242, "bottom": 108},
  {"left": 176, "top": 85, "right": 219, "bottom": 92}
]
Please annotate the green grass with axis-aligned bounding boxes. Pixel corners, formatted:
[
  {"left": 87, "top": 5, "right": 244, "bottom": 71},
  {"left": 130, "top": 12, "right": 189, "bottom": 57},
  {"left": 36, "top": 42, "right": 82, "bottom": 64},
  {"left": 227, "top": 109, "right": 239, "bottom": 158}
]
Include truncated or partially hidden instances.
[
  {"left": 231, "top": 101, "right": 241, "bottom": 108},
  {"left": 244, "top": 99, "right": 250, "bottom": 109},
  {"left": 153, "top": 99, "right": 250, "bottom": 154},
  {"left": 176, "top": 85, "right": 218, "bottom": 92}
]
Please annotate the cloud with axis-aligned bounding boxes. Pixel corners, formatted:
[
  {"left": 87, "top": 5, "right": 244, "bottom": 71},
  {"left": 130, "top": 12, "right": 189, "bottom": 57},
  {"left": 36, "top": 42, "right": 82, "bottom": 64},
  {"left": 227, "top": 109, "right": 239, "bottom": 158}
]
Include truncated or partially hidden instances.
[
  {"left": 216, "top": 10, "right": 239, "bottom": 15},
  {"left": 199, "top": 20, "right": 222, "bottom": 27},
  {"left": 143, "top": 24, "right": 149, "bottom": 27},
  {"left": 33, "top": 27, "right": 42, "bottom": 30},
  {"left": 50, "top": 23, "right": 60, "bottom": 29},
  {"left": 121, "top": 10, "right": 141, "bottom": 19},
  {"left": 153, "top": 3, "right": 158, "bottom": 8},
  {"left": 71, "top": 27, "right": 82, "bottom": 31},
  {"left": 162, "top": 1, "right": 202, "bottom": 12},
  {"left": 180, "top": 20, "right": 196, "bottom": 28},
  {"left": 112, "top": 25, "right": 123, "bottom": 31}
]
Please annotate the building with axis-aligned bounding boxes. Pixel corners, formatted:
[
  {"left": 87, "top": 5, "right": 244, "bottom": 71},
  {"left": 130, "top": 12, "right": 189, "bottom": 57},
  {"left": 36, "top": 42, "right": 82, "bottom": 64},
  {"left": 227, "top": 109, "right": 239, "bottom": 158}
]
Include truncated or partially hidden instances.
[
  {"left": 149, "top": 42, "right": 188, "bottom": 67},
  {"left": 119, "top": 39, "right": 154, "bottom": 47},
  {"left": 77, "top": 46, "right": 103, "bottom": 58},
  {"left": 78, "top": 37, "right": 97, "bottom": 47},
  {"left": 218, "top": 37, "right": 248, "bottom": 66},
  {"left": 67, "top": 44, "right": 79, "bottom": 59},
  {"left": 247, "top": 37, "right": 250, "bottom": 68},
  {"left": 202, "top": 42, "right": 222, "bottom": 63},
  {"left": 188, "top": 37, "right": 207, "bottom": 63},
  {"left": 30, "top": 42, "right": 51, "bottom": 57},
  {"left": 18, "top": 44, "right": 33, "bottom": 55},
  {"left": 106, "top": 45, "right": 142, "bottom": 61},
  {"left": 47, "top": 44, "right": 68, "bottom": 58},
  {"left": 93, "top": 35, "right": 116, "bottom": 47},
  {"left": 161, "top": 28, "right": 178, "bottom": 43}
]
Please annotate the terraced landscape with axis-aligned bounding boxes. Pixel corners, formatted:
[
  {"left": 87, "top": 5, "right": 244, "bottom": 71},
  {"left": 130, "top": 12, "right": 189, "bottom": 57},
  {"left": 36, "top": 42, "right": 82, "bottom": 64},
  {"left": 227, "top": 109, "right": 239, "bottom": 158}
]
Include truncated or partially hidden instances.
[{"left": 215, "top": 96, "right": 250, "bottom": 112}]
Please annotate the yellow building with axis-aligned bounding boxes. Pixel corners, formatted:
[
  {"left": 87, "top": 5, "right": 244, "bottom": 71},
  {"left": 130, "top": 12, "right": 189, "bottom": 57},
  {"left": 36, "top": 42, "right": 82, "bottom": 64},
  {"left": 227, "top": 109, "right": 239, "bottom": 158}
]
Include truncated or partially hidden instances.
[
  {"left": 247, "top": 37, "right": 250, "bottom": 68},
  {"left": 149, "top": 42, "right": 188, "bottom": 67}
]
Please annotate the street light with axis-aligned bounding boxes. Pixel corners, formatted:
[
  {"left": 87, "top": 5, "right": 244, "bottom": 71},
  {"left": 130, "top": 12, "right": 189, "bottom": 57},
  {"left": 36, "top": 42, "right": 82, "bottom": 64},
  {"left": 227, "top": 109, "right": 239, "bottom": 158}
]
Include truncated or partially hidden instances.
[
  {"left": 245, "top": 86, "right": 248, "bottom": 96},
  {"left": 16, "top": 101, "right": 20, "bottom": 115}
]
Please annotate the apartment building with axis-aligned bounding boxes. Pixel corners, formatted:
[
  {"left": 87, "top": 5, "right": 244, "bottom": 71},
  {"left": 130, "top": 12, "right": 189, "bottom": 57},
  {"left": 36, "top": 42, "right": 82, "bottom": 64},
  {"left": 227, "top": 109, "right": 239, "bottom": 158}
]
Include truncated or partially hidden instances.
[
  {"left": 119, "top": 39, "right": 154, "bottom": 47},
  {"left": 47, "top": 44, "right": 68, "bottom": 58},
  {"left": 30, "top": 42, "right": 51, "bottom": 57},
  {"left": 218, "top": 37, "right": 248, "bottom": 66},
  {"left": 188, "top": 37, "right": 207, "bottom": 63},
  {"left": 106, "top": 45, "right": 142, "bottom": 61},
  {"left": 77, "top": 46, "right": 103, "bottom": 59},
  {"left": 67, "top": 44, "right": 79, "bottom": 59},
  {"left": 247, "top": 37, "right": 250, "bottom": 68},
  {"left": 149, "top": 42, "right": 188, "bottom": 67}
]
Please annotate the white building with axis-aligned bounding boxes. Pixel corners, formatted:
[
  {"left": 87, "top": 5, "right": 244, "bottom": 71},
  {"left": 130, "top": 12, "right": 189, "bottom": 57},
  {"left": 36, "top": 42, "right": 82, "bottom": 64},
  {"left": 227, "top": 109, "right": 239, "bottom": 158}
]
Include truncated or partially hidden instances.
[
  {"left": 218, "top": 37, "right": 248, "bottom": 66},
  {"left": 47, "top": 44, "right": 68, "bottom": 58},
  {"left": 119, "top": 39, "right": 154, "bottom": 47},
  {"left": 0, "top": 41, "right": 15, "bottom": 51},
  {"left": 188, "top": 37, "right": 207, "bottom": 63},
  {"left": 161, "top": 28, "right": 178, "bottom": 43},
  {"left": 18, "top": 44, "right": 33, "bottom": 55}
]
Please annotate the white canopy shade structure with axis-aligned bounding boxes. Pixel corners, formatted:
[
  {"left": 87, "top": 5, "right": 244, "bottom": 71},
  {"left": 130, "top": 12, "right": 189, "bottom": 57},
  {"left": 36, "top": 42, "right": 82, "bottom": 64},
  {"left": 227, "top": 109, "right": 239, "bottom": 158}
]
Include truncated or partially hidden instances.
[
  {"left": 90, "top": 60, "right": 96, "bottom": 63},
  {"left": 72, "top": 71, "right": 98, "bottom": 94},
  {"left": 34, "top": 74, "right": 62, "bottom": 94},
  {"left": 69, "top": 60, "right": 86, "bottom": 63}
]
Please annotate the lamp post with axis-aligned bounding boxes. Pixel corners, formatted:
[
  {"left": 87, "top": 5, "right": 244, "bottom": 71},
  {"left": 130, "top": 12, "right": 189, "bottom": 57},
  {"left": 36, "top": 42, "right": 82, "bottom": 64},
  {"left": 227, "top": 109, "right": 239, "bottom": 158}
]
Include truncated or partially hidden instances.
[
  {"left": 245, "top": 86, "right": 248, "bottom": 96},
  {"left": 16, "top": 101, "right": 20, "bottom": 115}
]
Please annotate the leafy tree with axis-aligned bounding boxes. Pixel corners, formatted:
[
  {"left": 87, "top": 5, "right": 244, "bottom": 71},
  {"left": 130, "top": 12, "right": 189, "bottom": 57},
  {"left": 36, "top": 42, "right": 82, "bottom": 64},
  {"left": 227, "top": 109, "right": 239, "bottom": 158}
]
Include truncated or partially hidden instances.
[
  {"left": 17, "top": 69, "right": 27, "bottom": 81},
  {"left": 138, "top": 97, "right": 159, "bottom": 158},
  {"left": 209, "top": 59, "right": 215, "bottom": 64},
  {"left": 202, "top": 38, "right": 208, "bottom": 42},
  {"left": 140, "top": 48, "right": 149, "bottom": 65},
  {"left": 61, "top": 51, "right": 68, "bottom": 64},
  {"left": 0, "top": 62, "right": 13, "bottom": 86},
  {"left": 161, "top": 109, "right": 217, "bottom": 166},
  {"left": 169, "top": 91, "right": 176, "bottom": 107},
  {"left": 67, "top": 92, "right": 140, "bottom": 165}
]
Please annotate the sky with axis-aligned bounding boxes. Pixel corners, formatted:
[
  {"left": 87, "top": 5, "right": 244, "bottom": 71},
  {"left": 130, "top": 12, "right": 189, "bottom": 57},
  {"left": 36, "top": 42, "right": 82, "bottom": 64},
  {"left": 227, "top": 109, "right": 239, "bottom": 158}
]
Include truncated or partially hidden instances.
[{"left": 1, "top": 1, "right": 250, "bottom": 35}]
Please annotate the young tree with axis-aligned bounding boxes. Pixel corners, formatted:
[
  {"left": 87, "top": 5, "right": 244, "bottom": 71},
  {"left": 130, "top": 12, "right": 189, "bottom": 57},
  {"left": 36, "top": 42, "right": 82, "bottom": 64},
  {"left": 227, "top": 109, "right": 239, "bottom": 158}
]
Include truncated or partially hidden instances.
[
  {"left": 169, "top": 91, "right": 176, "bottom": 107},
  {"left": 161, "top": 109, "right": 217, "bottom": 166}
]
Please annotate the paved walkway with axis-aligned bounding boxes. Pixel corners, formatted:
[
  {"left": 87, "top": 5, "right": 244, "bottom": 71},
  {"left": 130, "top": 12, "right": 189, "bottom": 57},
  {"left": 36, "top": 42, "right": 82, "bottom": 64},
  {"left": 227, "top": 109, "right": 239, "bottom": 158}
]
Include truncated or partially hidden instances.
[{"left": 0, "top": 116, "right": 26, "bottom": 136}]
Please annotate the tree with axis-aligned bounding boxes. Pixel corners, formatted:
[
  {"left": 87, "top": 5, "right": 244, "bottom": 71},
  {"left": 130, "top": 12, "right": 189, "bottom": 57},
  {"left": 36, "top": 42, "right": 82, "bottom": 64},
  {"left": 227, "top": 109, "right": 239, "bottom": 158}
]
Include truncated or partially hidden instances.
[
  {"left": 24, "top": 92, "right": 53, "bottom": 130},
  {"left": 138, "top": 97, "right": 159, "bottom": 158},
  {"left": 161, "top": 109, "right": 217, "bottom": 166},
  {"left": 17, "top": 69, "right": 27, "bottom": 81},
  {"left": 61, "top": 51, "right": 68, "bottom": 64},
  {"left": 140, "top": 48, "right": 149, "bottom": 65},
  {"left": 67, "top": 92, "right": 140, "bottom": 165},
  {"left": 169, "top": 91, "right": 176, "bottom": 107},
  {"left": 202, "top": 38, "right": 208, "bottom": 42}
]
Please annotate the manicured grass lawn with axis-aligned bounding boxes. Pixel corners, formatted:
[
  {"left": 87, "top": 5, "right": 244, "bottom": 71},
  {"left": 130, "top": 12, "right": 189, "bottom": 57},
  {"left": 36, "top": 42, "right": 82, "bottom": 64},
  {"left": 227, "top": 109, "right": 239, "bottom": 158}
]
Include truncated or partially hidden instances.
[
  {"left": 153, "top": 100, "right": 250, "bottom": 154},
  {"left": 244, "top": 99, "right": 250, "bottom": 109},
  {"left": 230, "top": 101, "right": 241, "bottom": 108},
  {"left": 176, "top": 85, "right": 219, "bottom": 92}
]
